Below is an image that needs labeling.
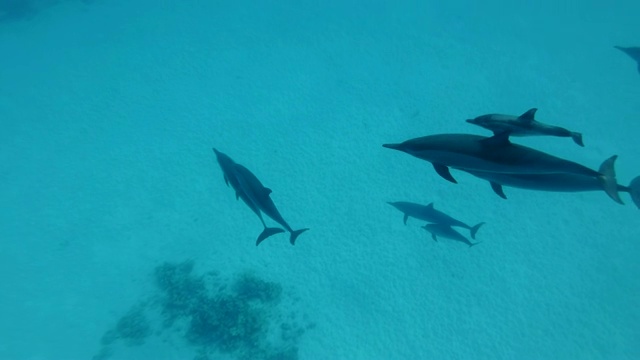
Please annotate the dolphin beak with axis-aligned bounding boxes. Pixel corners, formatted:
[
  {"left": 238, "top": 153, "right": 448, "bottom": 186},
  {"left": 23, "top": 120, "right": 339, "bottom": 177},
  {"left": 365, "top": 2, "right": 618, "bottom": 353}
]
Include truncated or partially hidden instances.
[
  {"left": 465, "top": 119, "right": 476, "bottom": 124},
  {"left": 382, "top": 143, "right": 402, "bottom": 150}
]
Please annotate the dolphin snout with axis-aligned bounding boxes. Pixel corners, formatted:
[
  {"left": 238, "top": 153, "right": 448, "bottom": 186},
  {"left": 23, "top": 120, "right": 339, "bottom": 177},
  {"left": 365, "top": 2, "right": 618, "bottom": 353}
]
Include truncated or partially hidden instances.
[
  {"left": 465, "top": 118, "right": 477, "bottom": 124},
  {"left": 383, "top": 143, "right": 403, "bottom": 150}
]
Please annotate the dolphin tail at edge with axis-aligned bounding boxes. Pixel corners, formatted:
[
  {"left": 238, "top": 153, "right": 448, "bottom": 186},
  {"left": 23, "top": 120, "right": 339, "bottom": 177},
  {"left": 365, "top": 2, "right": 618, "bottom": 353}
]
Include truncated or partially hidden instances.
[
  {"left": 571, "top": 132, "right": 584, "bottom": 147},
  {"left": 256, "top": 227, "right": 286, "bottom": 246},
  {"left": 599, "top": 155, "right": 623, "bottom": 205},
  {"left": 289, "top": 228, "right": 310, "bottom": 246},
  {"left": 628, "top": 176, "right": 640, "bottom": 210},
  {"left": 470, "top": 222, "right": 485, "bottom": 240}
]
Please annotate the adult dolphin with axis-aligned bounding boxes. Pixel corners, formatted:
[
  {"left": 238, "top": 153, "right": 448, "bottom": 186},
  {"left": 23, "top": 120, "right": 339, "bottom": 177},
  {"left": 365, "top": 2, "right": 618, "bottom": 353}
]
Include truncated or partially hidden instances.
[
  {"left": 387, "top": 201, "right": 484, "bottom": 239},
  {"left": 213, "top": 148, "right": 285, "bottom": 244},
  {"left": 462, "top": 156, "right": 638, "bottom": 208},
  {"left": 466, "top": 108, "right": 584, "bottom": 146},
  {"left": 614, "top": 46, "right": 640, "bottom": 74},
  {"left": 382, "top": 133, "right": 617, "bottom": 200},
  {"left": 232, "top": 162, "right": 309, "bottom": 246},
  {"left": 422, "top": 223, "right": 480, "bottom": 248}
]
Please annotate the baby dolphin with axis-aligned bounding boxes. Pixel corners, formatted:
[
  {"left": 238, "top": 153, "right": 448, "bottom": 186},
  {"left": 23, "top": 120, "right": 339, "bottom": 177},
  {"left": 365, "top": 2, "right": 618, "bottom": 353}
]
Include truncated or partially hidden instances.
[
  {"left": 614, "top": 46, "right": 640, "bottom": 74},
  {"left": 422, "top": 223, "right": 480, "bottom": 248},
  {"left": 466, "top": 108, "right": 584, "bottom": 147},
  {"left": 381, "top": 134, "right": 617, "bottom": 200},
  {"left": 387, "top": 201, "right": 484, "bottom": 239},
  {"left": 463, "top": 155, "right": 637, "bottom": 207},
  {"left": 232, "top": 162, "right": 309, "bottom": 246},
  {"left": 213, "top": 148, "right": 285, "bottom": 244}
]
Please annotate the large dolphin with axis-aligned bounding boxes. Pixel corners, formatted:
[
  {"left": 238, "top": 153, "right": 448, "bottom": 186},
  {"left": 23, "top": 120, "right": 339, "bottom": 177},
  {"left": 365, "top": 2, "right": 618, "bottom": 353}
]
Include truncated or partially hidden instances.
[
  {"left": 232, "top": 162, "right": 309, "bottom": 246},
  {"left": 422, "top": 223, "right": 480, "bottom": 248},
  {"left": 614, "top": 46, "right": 640, "bottom": 74},
  {"left": 387, "top": 201, "right": 484, "bottom": 239},
  {"left": 463, "top": 155, "right": 639, "bottom": 207},
  {"left": 466, "top": 108, "right": 584, "bottom": 146},
  {"left": 213, "top": 148, "right": 285, "bottom": 244},
  {"left": 382, "top": 133, "right": 617, "bottom": 199}
]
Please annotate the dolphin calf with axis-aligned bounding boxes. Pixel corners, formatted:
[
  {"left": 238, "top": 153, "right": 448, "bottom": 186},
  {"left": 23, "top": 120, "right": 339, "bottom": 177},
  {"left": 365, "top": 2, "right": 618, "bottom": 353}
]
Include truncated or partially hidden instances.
[
  {"left": 466, "top": 108, "right": 584, "bottom": 146},
  {"left": 614, "top": 46, "right": 640, "bottom": 74},
  {"left": 381, "top": 134, "right": 617, "bottom": 198},
  {"left": 232, "top": 162, "right": 309, "bottom": 246},
  {"left": 422, "top": 223, "right": 480, "bottom": 248},
  {"left": 463, "top": 156, "right": 639, "bottom": 208},
  {"left": 387, "top": 201, "right": 484, "bottom": 239},
  {"left": 213, "top": 149, "right": 285, "bottom": 244}
]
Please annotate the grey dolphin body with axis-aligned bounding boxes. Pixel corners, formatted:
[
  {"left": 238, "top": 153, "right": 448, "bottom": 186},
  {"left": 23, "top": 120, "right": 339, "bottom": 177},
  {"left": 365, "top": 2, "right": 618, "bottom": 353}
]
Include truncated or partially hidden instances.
[
  {"left": 232, "top": 163, "right": 309, "bottom": 246},
  {"left": 213, "top": 149, "right": 285, "bottom": 244},
  {"left": 614, "top": 46, "right": 640, "bottom": 74},
  {"left": 387, "top": 201, "right": 484, "bottom": 239},
  {"left": 422, "top": 223, "right": 479, "bottom": 248},
  {"left": 463, "top": 155, "right": 638, "bottom": 208},
  {"left": 466, "top": 108, "right": 584, "bottom": 146},
  {"left": 382, "top": 133, "right": 606, "bottom": 181}
]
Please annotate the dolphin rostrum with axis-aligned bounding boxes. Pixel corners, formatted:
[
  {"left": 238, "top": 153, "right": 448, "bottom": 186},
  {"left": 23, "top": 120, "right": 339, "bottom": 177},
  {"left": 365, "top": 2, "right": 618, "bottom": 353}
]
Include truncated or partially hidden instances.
[
  {"left": 422, "top": 223, "right": 480, "bottom": 248},
  {"left": 381, "top": 134, "right": 617, "bottom": 199},
  {"left": 463, "top": 155, "right": 638, "bottom": 207},
  {"left": 614, "top": 46, "right": 640, "bottom": 74},
  {"left": 387, "top": 201, "right": 484, "bottom": 239},
  {"left": 232, "top": 162, "right": 309, "bottom": 246},
  {"left": 213, "top": 148, "right": 308, "bottom": 246},
  {"left": 466, "top": 108, "right": 584, "bottom": 146}
]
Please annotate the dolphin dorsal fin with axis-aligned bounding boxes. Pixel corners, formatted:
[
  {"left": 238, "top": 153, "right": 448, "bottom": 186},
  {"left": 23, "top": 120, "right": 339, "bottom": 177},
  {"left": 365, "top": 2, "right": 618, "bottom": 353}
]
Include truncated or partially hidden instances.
[
  {"left": 518, "top": 108, "right": 537, "bottom": 123},
  {"left": 427, "top": 203, "right": 434, "bottom": 209},
  {"left": 263, "top": 187, "right": 273, "bottom": 196},
  {"left": 480, "top": 131, "right": 511, "bottom": 147}
]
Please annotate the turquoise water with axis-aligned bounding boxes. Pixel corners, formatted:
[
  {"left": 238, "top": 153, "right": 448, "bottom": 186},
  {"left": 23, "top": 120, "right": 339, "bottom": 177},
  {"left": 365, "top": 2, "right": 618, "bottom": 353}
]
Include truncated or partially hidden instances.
[{"left": 1, "top": 1, "right": 639, "bottom": 359}]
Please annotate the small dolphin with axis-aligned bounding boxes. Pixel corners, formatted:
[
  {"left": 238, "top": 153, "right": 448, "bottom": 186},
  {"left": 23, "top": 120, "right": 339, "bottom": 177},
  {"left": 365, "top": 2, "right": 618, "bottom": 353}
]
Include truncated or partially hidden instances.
[
  {"left": 382, "top": 134, "right": 615, "bottom": 194},
  {"left": 387, "top": 201, "right": 484, "bottom": 239},
  {"left": 463, "top": 155, "right": 638, "bottom": 207},
  {"left": 213, "top": 148, "right": 285, "bottom": 244},
  {"left": 614, "top": 46, "right": 640, "bottom": 74},
  {"left": 232, "top": 163, "right": 309, "bottom": 246},
  {"left": 466, "top": 108, "right": 584, "bottom": 147},
  {"left": 422, "top": 223, "right": 480, "bottom": 248}
]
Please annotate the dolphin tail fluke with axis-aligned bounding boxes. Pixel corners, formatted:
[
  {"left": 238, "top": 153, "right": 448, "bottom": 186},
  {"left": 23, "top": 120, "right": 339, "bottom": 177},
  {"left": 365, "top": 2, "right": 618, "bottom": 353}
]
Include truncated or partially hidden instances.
[
  {"left": 256, "top": 227, "right": 285, "bottom": 246},
  {"left": 289, "top": 228, "right": 310, "bottom": 245},
  {"left": 629, "top": 176, "right": 640, "bottom": 209},
  {"left": 571, "top": 132, "right": 584, "bottom": 147},
  {"left": 470, "top": 222, "right": 485, "bottom": 240},
  {"left": 599, "top": 155, "right": 624, "bottom": 205}
]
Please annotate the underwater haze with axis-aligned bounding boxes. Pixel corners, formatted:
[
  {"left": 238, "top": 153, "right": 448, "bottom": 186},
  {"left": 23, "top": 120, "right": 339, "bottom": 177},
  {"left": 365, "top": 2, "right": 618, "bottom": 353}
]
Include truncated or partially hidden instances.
[{"left": 1, "top": 0, "right": 639, "bottom": 359}]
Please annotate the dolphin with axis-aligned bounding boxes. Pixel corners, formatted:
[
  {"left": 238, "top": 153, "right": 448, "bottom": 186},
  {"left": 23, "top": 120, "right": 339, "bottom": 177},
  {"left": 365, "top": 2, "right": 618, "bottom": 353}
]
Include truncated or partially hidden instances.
[
  {"left": 614, "top": 46, "right": 640, "bottom": 74},
  {"left": 462, "top": 156, "right": 638, "bottom": 207},
  {"left": 213, "top": 148, "right": 285, "bottom": 244},
  {"left": 387, "top": 201, "right": 484, "bottom": 239},
  {"left": 232, "top": 163, "right": 309, "bottom": 246},
  {"left": 381, "top": 133, "right": 618, "bottom": 199},
  {"left": 466, "top": 108, "right": 584, "bottom": 146},
  {"left": 422, "top": 223, "right": 480, "bottom": 248}
]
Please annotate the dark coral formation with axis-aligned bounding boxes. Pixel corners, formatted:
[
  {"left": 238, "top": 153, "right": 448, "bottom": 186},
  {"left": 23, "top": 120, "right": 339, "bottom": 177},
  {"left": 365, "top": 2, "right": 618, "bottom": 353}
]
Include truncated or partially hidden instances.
[{"left": 94, "top": 261, "right": 310, "bottom": 360}]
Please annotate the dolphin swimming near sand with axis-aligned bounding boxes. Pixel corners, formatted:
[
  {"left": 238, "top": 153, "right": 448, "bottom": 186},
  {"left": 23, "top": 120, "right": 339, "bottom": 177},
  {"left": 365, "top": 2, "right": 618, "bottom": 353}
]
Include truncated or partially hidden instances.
[
  {"left": 422, "top": 223, "right": 480, "bottom": 248},
  {"left": 232, "top": 162, "right": 309, "bottom": 246},
  {"left": 466, "top": 108, "right": 584, "bottom": 146},
  {"left": 387, "top": 201, "right": 484, "bottom": 239},
  {"left": 382, "top": 133, "right": 618, "bottom": 200},
  {"left": 462, "top": 156, "right": 639, "bottom": 208},
  {"left": 614, "top": 46, "right": 640, "bottom": 74},
  {"left": 213, "top": 148, "right": 285, "bottom": 244}
]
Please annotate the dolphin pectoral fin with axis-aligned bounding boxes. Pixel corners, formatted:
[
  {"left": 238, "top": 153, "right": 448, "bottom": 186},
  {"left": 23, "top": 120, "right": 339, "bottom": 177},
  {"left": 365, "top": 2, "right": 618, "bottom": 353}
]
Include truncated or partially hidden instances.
[
  {"left": 403, "top": 214, "right": 409, "bottom": 225},
  {"left": 289, "top": 228, "right": 310, "bottom": 245},
  {"left": 433, "top": 164, "right": 457, "bottom": 183},
  {"left": 256, "top": 227, "right": 286, "bottom": 246},
  {"left": 426, "top": 203, "right": 434, "bottom": 209},
  {"left": 490, "top": 182, "right": 507, "bottom": 199},
  {"left": 571, "top": 132, "right": 584, "bottom": 147},
  {"left": 599, "top": 155, "right": 624, "bottom": 205},
  {"left": 235, "top": 191, "right": 241, "bottom": 200},
  {"left": 223, "top": 174, "right": 230, "bottom": 186},
  {"left": 431, "top": 233, "right": 437, "bottom": 242},
  {"left": 628, "top": 176, "right": 640, "bottom": 209},
  {"left": 518, "top": 108, "right": 537, "bottom": 123},
  {"left": 470, "top": 222, "right": 485, "bottom": 240}
]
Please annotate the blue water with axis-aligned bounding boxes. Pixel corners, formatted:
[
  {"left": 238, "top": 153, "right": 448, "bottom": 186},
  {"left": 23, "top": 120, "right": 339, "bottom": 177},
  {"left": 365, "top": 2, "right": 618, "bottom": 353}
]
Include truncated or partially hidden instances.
[{"left": 1, "top": 1, "right": 639, "bottom": 359}]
